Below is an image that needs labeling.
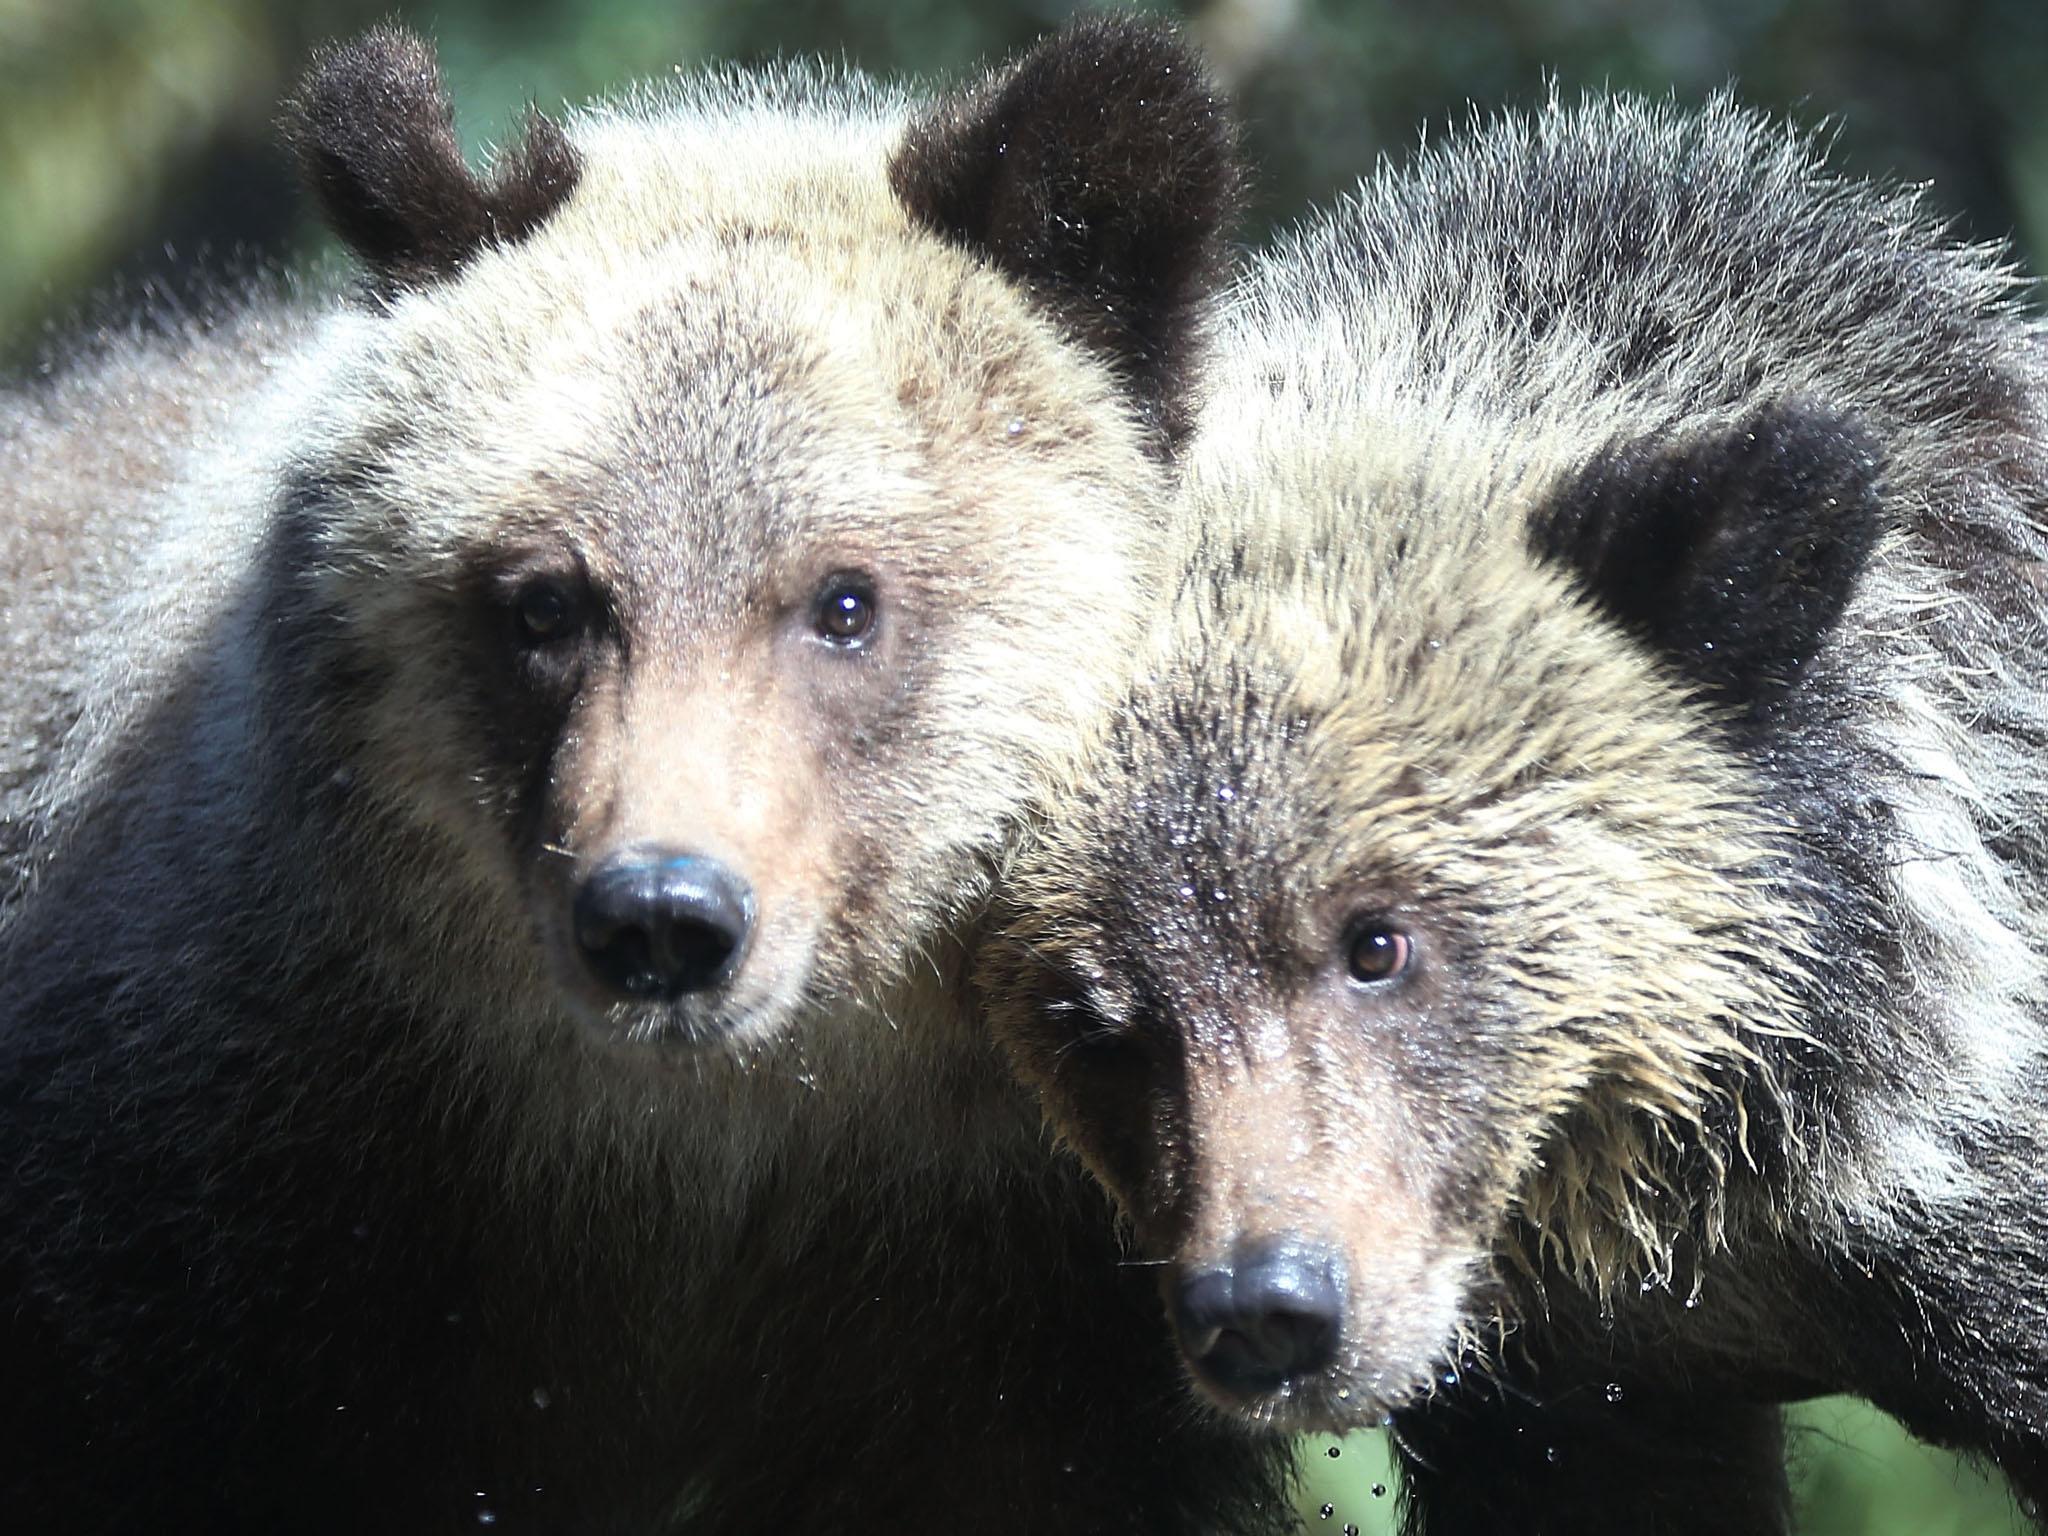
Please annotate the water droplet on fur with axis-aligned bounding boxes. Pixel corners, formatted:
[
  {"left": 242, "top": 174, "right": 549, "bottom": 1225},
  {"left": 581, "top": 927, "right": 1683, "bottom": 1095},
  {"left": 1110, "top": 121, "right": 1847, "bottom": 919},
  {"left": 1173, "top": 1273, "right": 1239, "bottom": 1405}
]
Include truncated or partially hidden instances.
[
  {"left": 1326, "top": 1446, "right": 1340, "bottom": 1459},
  {"left": 1335, "top": 1387, "right": 1351, "bottom": 1401},
  {"left": 1005, "top": 417, "right": 1025, "bottom": 437},
  {"left": 1442, "top": 1370, "right": 1458, "bottom": 1388},
  {"left": 1683, "top": 1295, "right": 1700, "bottom": 1309},
  {"left": 1604, "top": 1383, "right": 1623, "bottom": 1404},
  {"left": 1372, "top": 1484, "right": 1387, "bottom": 1498},
  {"left": 1216, "top": 785, "right": 1234, "bottom": 802},
  {"left": 1318, "top": 1504, "right": 1333, "bottom": 1520},
  {"left": 1178, "top": 884, "right": 1195, "bottom": 899},
  {"left": 532, "top": 1388, "right": 552, "bottom": 1410}
]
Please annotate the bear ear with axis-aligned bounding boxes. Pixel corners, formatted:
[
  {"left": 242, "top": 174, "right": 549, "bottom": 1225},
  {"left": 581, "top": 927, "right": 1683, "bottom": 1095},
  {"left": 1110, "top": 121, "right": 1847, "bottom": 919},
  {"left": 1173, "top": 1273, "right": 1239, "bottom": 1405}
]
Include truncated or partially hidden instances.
[
  {"left": 1533, "top": 401, "right": 1886, "bottom": 710},
  {"left": 281, "top": 26, "right": 580, "bottom": 291},
  {"left": 888, "top": 14, "right": 1244, "bottom": 449}
]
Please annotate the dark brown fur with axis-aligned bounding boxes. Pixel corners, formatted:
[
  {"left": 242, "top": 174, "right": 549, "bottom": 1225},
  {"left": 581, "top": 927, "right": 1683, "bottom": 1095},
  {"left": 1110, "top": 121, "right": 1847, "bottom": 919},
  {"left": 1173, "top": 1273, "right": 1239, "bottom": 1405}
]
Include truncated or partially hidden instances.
[
  {"left": 890, "top": 14, "right": 1243, "bottom": 449},
  {"left": 283, "top": 27, "right": 581, "bottom": 290}
]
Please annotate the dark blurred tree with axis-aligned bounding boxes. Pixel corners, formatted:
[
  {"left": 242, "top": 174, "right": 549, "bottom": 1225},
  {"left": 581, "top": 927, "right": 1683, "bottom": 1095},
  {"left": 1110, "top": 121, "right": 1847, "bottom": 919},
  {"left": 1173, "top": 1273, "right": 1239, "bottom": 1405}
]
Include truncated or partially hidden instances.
[{"left": 8, "top": 0, "right": 2047, "bottom": 365}]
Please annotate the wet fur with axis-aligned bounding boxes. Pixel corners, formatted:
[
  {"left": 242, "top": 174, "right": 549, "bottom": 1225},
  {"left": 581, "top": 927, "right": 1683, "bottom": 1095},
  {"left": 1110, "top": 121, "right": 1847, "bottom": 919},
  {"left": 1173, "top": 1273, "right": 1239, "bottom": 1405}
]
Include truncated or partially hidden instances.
[
  {"left": 988, "top": 94, "right": 2048, "bottom": 1529},
  {"left": 0, "top": 21, "right": 1291, "bottom": 1534}
]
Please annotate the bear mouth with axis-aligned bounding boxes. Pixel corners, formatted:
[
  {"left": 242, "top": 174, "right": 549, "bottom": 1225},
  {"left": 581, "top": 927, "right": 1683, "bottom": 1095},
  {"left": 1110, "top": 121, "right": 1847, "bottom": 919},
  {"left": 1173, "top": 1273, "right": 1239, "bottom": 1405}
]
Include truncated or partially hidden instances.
[{"left": 1180, "top": 1351, "right": 1408, "bottom": 1434}]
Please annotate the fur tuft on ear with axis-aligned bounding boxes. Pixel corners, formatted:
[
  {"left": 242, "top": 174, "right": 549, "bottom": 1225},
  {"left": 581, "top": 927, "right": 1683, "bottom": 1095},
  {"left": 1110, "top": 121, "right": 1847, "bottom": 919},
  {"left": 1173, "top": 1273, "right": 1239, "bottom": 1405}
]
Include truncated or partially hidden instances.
[
  {"left": 889, "top": 14, "right": 1244, "bottom": 448},
  {"left": 281, "top": 26, "right": 580, "bottom": 291},
  {"left": 1534, "top": 400, "right": 1886, "bottom": 709}
]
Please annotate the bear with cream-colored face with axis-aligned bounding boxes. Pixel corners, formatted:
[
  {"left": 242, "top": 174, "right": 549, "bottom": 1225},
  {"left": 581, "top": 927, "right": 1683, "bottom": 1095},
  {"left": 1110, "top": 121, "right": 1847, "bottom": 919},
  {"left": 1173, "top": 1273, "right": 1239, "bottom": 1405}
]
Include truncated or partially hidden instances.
[
  {"left": 988, "top": 94, "right": 2048, "bottom": 1533},
  {"left": 0, "top": 21, "right": 1293, "bottom": 1532}
]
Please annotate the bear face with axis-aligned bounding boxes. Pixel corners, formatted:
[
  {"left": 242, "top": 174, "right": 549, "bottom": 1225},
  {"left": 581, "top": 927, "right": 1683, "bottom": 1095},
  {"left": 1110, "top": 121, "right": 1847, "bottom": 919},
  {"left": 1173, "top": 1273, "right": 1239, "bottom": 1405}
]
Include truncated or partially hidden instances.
[
  {"left": 273, "top": 22, "right": 1240, "bottom": 1054},
  {"left": 986, "top": 372, "right": 1885, "bottom": 1430}
]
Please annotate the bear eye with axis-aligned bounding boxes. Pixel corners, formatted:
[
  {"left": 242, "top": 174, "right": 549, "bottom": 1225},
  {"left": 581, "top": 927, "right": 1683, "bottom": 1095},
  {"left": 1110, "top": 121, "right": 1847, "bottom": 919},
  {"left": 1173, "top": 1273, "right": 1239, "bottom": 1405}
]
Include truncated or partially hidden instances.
[
  {"left": 813, "top": 574, "right": 877, "bottom": 648},
  {"left": 1345, "top": 921, "right": 1413, "bottom": 985},
  {"left": 514, "top": 577, "right": 583, "bottom": 646}
]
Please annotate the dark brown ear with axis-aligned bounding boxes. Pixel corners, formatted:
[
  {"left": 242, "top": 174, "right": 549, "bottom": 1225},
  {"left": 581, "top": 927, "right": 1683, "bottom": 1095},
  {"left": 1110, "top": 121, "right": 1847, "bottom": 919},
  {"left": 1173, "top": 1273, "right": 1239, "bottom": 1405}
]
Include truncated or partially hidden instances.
[
  {"left": 1532, "top": 400, "right": 1886, "bottom": 712},
  {"left": 889, "top": 13, "right": 1243, "bottom": 449},
  {"left": 281, "top": 26, "right": 580, "bottom": 291}
]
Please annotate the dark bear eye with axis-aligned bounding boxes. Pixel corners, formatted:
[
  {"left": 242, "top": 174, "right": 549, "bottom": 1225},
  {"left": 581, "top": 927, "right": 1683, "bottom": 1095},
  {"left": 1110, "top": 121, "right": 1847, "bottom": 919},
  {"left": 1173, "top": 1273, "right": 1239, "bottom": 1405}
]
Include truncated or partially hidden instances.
[
  {"left": 813, "top": 574, "right": 878, "bottom": 647},
  {"left": 1345, "top": 922, "right": 1413, "bottom": 984},
  {"left": 515, "top": 578, "right": 582, "bottom": 645}
]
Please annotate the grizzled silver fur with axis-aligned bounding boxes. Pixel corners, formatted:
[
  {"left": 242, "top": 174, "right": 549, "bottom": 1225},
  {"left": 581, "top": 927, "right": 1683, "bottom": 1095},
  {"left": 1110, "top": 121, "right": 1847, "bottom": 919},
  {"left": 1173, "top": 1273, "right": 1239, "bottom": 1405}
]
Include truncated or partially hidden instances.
[{"left": 989, "top": 92, "right": 2048, "bottom": 1533}]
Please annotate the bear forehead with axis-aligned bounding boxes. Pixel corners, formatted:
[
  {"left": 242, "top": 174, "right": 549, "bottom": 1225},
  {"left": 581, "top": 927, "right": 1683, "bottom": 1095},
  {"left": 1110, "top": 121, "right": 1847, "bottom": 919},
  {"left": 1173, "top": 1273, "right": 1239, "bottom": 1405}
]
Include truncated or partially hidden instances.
[{"left": 1079, "top": 556, "right": 1772, "bottom": 947}]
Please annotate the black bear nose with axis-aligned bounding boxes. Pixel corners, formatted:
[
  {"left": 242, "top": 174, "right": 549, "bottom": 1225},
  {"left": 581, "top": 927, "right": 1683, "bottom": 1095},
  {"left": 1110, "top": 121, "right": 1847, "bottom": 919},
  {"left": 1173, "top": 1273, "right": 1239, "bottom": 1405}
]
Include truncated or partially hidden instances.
[
  {"left": 1174, "top": 1238, "right": 1345, "bottom": 1397},
  {"left": 572, "top": 849, "right": 754, "bottom": 1001}
]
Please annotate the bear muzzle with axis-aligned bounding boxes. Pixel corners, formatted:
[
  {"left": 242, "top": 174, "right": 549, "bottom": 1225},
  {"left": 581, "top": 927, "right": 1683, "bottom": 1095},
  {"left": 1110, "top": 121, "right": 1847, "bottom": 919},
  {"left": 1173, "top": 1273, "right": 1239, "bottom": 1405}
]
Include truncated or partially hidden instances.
[
  {"left": 1172, "top": 1236, "right": 1346, "bottom": 1399},
  {"left": 572, "top": 846, "right": 756, "bottom": 1001}
]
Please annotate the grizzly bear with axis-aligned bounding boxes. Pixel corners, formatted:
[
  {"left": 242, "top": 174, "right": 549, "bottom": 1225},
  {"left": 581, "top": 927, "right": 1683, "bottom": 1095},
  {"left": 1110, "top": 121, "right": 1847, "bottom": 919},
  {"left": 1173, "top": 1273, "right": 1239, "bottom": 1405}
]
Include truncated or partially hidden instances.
[
  {"left": 985, "top": 94, "right": 2048, "bottom": 1534},
  {"left": 0, "top": 19, "right": 1294, "bottom": 1534}
]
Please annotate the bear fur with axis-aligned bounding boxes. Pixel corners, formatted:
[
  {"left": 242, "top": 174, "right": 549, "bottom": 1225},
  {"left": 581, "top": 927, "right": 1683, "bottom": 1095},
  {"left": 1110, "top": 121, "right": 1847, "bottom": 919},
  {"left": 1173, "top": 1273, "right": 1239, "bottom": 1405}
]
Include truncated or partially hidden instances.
[
  {"left": 0, "top": 20, "right": 1295, "bottom": 1534},
  {"left": 985, "top": 92, "right": 2048, "bottom": 1533}
]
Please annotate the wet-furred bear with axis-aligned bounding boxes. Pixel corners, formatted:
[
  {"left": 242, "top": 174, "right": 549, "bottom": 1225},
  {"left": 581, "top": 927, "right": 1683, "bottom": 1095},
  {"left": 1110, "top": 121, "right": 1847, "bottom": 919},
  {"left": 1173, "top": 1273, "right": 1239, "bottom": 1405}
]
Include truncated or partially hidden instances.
[
  {"left": 0, "top": 19, "right": 1298, "bottom": 1534},
  {"left": 985, "top": 94, "right": 2048, "bottom": 1533}
]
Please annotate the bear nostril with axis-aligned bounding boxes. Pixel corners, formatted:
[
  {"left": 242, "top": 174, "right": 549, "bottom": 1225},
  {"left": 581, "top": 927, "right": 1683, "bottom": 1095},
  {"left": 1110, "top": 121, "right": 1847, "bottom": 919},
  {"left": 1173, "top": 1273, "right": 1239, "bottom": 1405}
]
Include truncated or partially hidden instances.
[
  {"left": 1173, "top": 1239, "right": 1345, "bottom": 1397},
  {"left": 572, "top": 849, "right": 755, "bottom": 1002}
]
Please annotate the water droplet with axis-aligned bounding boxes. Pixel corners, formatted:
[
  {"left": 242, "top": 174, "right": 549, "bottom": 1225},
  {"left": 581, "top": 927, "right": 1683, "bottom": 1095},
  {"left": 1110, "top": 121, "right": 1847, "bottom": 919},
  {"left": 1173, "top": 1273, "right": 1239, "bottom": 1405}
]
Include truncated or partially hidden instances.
[
  {"left": 476, "top": 1513, "right": 496, "bottom": 1527},
  {"left": 1335, "top": 1386, "right": 1351, "bottom": 1401},
  {"left": 1327, "top": 1445, "right": 1341, "bottom": 1459},
  {"left": 1318, "top": 1504, "right": 1333, "bottom": 1520},
  {"left": 1604, "top": 1383, "right": 1623, "bottom": 1404},
  {"left": 1343, "top": 1525, "right": 1359, "bottom": 1536},
  {"left": 1683, "top": 1295, "right": 1700, "bottom": 1309},
  {"left": 1005, "top": 417, "right": 1026, "bottom": 437},
  {"left": 1178, "top": 884, "right": 1195, "bottom": 899},
  {"left": 532, "top": 1387, "right": 552, "bottom": 1410},
  {"left": 1061, "top": 1462, "right": 1076, "bottom": 1474},
  {"left": 1216, "top": 785, "right": 1235, "bottom": 802},
  {"left": 1545, "top": 1446, "right": 1561, "bottom": 1464},
  {"left": 1371, "top": 1484, "right": 1387, "bottom": 1498}
]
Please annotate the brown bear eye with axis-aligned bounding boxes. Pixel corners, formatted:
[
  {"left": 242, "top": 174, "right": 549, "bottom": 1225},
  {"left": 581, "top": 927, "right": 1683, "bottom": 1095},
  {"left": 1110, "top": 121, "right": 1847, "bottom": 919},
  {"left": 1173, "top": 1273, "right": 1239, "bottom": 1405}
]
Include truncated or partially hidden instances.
[
  {"left": 1345, "top": 922, "right": 1413, "bottom": 984},
  {"left": 514, "top": 578, "right": 582, "bottom": 645},
  {"left": 814, "top": 575, "right": 877, "bottom": 647}
]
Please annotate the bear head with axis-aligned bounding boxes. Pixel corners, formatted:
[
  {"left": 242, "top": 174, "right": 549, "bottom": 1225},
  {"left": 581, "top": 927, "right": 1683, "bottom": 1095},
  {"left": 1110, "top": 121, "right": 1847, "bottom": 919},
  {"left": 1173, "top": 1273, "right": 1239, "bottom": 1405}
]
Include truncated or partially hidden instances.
[
  {"left": 269, "top": 19, "right": 1239, "bottom": 1057},
  {"left": 984, "top": 384, "right": 1884, "bottom": 1429}
]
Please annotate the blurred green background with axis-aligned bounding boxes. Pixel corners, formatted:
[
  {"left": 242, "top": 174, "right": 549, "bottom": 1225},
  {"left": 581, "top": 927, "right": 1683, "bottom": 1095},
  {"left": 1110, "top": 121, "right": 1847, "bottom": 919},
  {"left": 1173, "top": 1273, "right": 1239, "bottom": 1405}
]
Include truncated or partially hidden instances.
[{"left": 2, "top": 0, "right": 2041, "bottom": 1528}]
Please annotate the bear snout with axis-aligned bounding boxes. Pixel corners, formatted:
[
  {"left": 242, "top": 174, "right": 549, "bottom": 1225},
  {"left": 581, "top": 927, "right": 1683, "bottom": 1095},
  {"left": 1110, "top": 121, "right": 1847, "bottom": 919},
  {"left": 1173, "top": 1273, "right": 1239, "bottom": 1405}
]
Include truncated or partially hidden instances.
[
  {"left": 572, "top": 846, "right": 756, "bottom": 1001},
  {"left": 1171, "top": 1236, "right": 1346, "bottom": 1399}
]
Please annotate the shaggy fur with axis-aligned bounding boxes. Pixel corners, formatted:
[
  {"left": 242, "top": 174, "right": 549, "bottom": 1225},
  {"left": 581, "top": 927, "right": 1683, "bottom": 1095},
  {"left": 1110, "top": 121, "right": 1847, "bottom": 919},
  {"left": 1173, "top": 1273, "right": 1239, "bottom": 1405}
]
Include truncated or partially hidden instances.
[
  {"left": 985, "top": 93, "right": 2048, "bottom": 1532},
  {"left": 0, "top": 20, "right": 1293, "bottom": 1533}
]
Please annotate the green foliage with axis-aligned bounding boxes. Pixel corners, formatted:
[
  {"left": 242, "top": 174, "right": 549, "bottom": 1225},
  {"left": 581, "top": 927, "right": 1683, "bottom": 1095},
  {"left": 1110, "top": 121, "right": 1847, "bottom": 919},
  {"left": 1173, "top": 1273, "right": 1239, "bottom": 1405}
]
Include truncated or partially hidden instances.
[{"left": 1295, "top": 1402, "right": 2030, "bottom": 1534}]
